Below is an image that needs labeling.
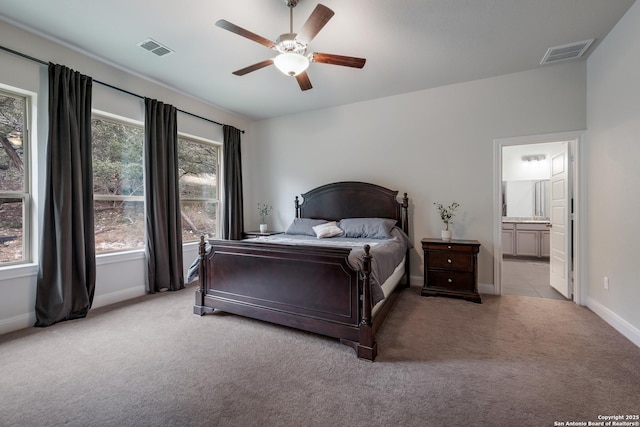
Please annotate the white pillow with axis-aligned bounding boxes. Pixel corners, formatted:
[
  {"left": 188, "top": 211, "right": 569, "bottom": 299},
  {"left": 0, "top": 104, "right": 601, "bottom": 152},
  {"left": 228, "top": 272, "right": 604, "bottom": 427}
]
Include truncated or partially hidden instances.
[{"left": 312, "top": 221, "right": 343, "bottom": 239}]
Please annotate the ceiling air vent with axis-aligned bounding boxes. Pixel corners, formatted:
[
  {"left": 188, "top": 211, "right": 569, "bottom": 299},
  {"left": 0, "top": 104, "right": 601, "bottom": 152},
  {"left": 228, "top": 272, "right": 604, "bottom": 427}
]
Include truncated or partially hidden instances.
[
  {"left": 137, "top": 38, "right": 174, "bottom": 57},
  {"left": 540, "top": 39, "right": 594, "bottom": 65}
]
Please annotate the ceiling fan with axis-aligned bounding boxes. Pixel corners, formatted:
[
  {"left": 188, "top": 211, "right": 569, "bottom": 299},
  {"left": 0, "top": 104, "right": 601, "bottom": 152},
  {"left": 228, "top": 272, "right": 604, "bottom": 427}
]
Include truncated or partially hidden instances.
[{"left": 215, "top": 0, "right": 366, "bottom": 91}]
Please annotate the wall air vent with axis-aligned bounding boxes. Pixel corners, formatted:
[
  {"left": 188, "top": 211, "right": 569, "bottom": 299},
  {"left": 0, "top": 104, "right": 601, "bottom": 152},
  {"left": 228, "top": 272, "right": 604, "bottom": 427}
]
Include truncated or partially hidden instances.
[
  {"left": 137, "top": 38, "right": 174, "bottom": 57},
  {"left": 540, "top": 39, "right": 594, "bottom": 65}
]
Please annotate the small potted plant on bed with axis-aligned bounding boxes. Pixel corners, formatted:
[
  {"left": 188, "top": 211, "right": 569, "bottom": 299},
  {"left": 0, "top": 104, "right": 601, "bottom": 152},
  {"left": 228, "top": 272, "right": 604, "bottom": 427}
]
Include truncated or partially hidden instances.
[
  {"left": 257, "top": 202, "right": 272, "bottom": 233},
  {"left": 434, "top": 201, "right": 459, "bottom": 240}
]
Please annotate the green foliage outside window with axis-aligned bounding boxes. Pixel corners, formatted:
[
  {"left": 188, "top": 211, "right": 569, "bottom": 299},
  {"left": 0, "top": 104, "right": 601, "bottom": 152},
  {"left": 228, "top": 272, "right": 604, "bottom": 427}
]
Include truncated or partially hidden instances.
[
  {"left": 178, "top": 137, "right": 219, "bottom": 242},
  {"left": 92, "top": 116, "right": 145, "bottom": 253},
  {"left": 0, "top": 92, "right": 27, "bottom": 264}
]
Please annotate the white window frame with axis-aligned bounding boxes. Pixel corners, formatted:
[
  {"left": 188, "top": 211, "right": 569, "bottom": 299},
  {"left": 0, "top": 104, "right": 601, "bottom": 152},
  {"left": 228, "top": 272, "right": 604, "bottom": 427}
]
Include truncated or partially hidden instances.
[
  {"left": 0, "top": 87, "right": 32, "bottom": 267},
  {"left": 177, "top": 133, "right": 221, "bottom": 244}
]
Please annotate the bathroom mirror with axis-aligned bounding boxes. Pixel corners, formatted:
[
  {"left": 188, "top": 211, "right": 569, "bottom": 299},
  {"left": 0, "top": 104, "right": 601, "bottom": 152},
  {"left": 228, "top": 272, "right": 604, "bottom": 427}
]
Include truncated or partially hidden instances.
[{"left": 502, "top": 179, "right": 550, "bottom": 218}]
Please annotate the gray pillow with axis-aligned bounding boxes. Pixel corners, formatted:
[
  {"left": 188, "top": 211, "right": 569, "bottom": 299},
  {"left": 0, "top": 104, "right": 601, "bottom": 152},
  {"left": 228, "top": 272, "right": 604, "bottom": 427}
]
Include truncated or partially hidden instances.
[
  {"left": 285, "top": 218, "right": 328, "bottom": 236},
  {"left": 338, "top": 218, "right": 397, "bottom": 239}
]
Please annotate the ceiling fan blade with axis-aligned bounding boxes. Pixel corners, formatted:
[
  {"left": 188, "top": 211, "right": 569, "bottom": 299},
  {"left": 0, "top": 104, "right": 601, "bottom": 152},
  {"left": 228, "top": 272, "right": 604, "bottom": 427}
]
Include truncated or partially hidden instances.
[
  {"left": 232, "top": 59, "right": 274, "bottom": 76},
  {"left": 311, "top": 53, "right": 366, "bottom": 68},
  {"left": 215, "top": 19, "right": 276, "bottom": 49},
  {"left": 295, "top": 72, "right": 313, "bottom": 91},
  {"left": 296, "top": 4, "right": 335, "bottom": 45}
]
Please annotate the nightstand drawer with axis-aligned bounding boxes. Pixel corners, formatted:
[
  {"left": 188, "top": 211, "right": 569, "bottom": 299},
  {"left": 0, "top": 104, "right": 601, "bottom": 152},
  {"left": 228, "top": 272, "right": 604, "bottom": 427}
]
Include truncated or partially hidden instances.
[
  {"left": 427, "top": 270, "right": 474, "bottom": 292},
  {"left": 428, "top": 251, "right": 474, "bottom": 271},
  {"left": 422, "top": 242, "right": 475, "bottom": 253}
]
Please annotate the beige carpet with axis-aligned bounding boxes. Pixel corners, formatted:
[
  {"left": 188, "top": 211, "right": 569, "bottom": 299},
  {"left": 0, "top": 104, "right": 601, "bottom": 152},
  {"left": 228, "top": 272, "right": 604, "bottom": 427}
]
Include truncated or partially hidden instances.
[{"left": 0, "top": 283, "right": 638, "bottom": 427}]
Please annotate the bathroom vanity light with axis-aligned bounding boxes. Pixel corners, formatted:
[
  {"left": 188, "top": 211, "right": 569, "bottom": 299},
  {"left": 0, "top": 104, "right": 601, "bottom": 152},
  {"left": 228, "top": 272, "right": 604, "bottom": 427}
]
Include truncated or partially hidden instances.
[{"left": 522, "top": 154, "right": 546, "bottom": 162}]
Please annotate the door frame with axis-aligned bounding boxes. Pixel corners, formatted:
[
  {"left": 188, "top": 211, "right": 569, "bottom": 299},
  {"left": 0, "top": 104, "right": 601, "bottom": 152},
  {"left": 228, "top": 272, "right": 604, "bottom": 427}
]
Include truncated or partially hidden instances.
[{"left": 493, "top": 131, "right": 586, "bottom": 305}]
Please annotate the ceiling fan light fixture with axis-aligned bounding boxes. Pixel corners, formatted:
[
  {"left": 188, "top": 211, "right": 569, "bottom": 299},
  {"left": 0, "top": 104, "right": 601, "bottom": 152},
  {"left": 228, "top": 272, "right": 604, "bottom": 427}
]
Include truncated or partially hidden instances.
[{"left": 274, "top": 52, "right": 309, "bottom": 76}]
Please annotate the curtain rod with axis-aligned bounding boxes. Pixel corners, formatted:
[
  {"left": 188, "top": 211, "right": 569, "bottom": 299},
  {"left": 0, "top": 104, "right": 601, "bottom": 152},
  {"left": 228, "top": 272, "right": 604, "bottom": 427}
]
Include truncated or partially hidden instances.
[{"left": 0, "top": 44, "right": 245, "bottom": 134}]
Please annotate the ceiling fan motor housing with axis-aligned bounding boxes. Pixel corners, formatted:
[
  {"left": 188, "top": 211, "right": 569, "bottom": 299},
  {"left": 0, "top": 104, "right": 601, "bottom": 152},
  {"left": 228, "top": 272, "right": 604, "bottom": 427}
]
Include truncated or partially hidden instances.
[{"left": 276, "top": 33, "right": 307, "bottom": 55}]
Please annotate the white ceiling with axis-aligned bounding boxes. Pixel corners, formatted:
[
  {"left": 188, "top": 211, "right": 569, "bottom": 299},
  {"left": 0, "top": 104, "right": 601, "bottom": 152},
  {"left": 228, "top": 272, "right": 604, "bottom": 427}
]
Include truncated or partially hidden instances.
[{"left": 0, "top": 0, "right": 635, "bottom": 120}]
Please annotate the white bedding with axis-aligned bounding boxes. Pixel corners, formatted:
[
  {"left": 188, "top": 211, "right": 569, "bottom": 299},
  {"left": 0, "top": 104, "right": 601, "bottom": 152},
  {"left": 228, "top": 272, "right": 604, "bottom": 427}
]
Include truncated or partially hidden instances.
[{"left": 373, "top": 256, "right": 406, "bottom": 317}]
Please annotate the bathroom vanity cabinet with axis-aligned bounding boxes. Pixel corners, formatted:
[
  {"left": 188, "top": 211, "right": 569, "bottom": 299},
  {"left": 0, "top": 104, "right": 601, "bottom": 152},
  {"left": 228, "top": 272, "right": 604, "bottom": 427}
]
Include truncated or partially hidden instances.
[{"left": 502, "top": 221, "right": 550, "bottom": 259}]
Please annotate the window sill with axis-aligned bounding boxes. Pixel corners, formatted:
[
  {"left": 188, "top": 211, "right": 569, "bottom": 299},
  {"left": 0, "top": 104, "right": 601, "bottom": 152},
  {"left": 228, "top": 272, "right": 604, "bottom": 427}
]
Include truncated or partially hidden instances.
[
  {"left": 96, "top": 249, "right": 145, "bottom": 266},
  {"left": 0, "top": 263, "right": 38, "bottom": 281}
]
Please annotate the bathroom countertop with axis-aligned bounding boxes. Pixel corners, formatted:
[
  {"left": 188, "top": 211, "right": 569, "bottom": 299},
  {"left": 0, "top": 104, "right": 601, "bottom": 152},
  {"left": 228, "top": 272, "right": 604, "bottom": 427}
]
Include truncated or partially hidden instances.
[{"left": 502, "top": 217, "right": 550, "bottom": 223}]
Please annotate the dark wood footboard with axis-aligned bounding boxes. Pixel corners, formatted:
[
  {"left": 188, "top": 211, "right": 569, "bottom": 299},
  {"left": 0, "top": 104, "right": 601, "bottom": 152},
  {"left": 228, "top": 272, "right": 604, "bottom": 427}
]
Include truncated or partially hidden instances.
[{"left": 193, "top": 238, "right": 378, "bottom": 355}]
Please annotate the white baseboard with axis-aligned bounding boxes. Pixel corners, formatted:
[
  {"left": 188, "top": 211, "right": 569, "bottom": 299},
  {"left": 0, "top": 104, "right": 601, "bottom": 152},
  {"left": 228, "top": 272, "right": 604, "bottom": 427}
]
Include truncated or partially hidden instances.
[
  {"left": 587, "top": 297, "right": 640, "bottom": 348},
  {"left": 0, "top": 286, "right": 146, "bottom": 337},
  {"left": 0, "top": 312, "right": 34, "bottom": 336},
  {"left": 409, "top": 274, "right": 422, "bottom": 287},
  {"left": 478, "top": 282, "right": 495, "bottom": 295},
  {"left": 92, "top": 286, "right": 146, "bottom": 310}
]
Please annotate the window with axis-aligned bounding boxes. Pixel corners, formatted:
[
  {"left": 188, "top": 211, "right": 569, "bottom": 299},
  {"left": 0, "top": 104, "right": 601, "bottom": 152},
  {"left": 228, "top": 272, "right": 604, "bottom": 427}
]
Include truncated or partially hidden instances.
[
  {"left": 0, "top": 90, "right": 29, "bottom": 265},
  {"left": 178, "top": 136, "right": 220, "bottom": 242},
  {"left": 92, "top": 114, "right": 145, "bottom": 253}
]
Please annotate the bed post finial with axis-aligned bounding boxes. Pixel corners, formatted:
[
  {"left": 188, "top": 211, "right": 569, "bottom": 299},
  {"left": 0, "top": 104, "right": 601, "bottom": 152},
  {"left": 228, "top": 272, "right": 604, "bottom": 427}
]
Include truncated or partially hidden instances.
[
  {"left": 295, "top": 195, "right": 300, "bottom": 218},
  {"left": 401, "top": 192, "right": 409, "bottom": 234}
]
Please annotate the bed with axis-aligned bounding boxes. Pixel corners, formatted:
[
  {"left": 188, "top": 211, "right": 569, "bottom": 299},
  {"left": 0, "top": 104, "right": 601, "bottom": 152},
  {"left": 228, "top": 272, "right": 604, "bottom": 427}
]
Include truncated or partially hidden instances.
[{"left": 193, "top": 181, "right": 410, "bottom": 361}]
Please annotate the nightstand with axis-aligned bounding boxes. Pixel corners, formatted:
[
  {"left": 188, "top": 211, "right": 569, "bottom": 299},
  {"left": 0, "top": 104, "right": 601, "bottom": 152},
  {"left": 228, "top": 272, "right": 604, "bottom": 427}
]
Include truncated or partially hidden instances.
[
  {"left": 242, "top": 231, "right": 283, "bottom": 239},
  {"left": 421, "top": 238, "right": 481, "bottom": 303}
]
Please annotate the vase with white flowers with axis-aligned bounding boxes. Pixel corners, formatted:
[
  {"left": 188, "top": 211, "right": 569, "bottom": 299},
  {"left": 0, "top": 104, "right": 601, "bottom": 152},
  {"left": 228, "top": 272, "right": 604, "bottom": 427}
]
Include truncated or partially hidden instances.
[
  {"left": 434, "top": 201, "right": 459, "bottom": 240},
  {"left": 257, "top": 202, "right": 272, "bottom": 233}
]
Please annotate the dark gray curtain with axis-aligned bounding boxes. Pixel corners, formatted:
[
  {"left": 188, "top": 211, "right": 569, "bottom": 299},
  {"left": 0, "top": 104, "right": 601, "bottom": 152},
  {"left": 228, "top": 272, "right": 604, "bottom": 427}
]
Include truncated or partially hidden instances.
[
  {"left": 222, "top": 125, "right": 244, "bottom": 240},
  {"left": 35, "top": 63, "right": 95, "bottom": 327},
  {"left": 144, "top": 98, "right": 184, "bottom": 293}
]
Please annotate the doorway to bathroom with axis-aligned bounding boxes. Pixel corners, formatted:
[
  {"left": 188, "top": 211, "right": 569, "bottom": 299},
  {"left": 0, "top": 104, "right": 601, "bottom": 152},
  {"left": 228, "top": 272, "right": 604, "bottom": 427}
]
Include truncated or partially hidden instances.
[{"left": 493, "top": 131, "right": 585, "bottom": 304}]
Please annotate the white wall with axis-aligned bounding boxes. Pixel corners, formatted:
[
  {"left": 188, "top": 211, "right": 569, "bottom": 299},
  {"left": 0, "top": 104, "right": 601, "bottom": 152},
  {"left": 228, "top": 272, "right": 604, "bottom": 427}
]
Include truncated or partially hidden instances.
[
  {"left": 586, "top": 0, "right": 640, "bottom": 343},
  {"left": 0, "top": 20, "right": 252, "bottom": 335},
  {"left": 246, "top": 62, "right": 587, "bottom": 288}
]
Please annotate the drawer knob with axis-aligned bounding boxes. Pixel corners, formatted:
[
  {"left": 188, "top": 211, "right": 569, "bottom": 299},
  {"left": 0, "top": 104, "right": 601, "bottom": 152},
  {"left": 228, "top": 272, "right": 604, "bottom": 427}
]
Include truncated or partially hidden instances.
[
  {"left": 448, "top": 278, "right": 453, "bottom": 283},
  {"left": 447, "top": 259, "right": 452, "bottom": 263},
  {"left": 447, "top": 245, "right": 452, "bottom": 249}
]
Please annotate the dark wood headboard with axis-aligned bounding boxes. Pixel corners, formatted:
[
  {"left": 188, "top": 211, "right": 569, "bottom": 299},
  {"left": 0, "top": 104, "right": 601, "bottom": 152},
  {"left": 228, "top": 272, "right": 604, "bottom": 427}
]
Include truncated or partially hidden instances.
[{"left": 294, "top": 181, "right": 409, "bottom": 234}]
